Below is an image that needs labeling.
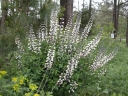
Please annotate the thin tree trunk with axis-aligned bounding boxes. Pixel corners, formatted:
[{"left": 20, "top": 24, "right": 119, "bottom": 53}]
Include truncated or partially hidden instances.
[
  {"left": 89, "top": 0, "right": 92, "bottom": 18},
  {"left": 0, "top": 1, "right": 7, "bottom": 35},
  {"left": 40, "top": 0, "right": 42, "bottom": 9},
  {"left": 1, "top": 11, "right": 5, "bottom": 35},
  {"left": 116, "top": 0, "right": 120, "bottom": 33},
  {"left": 113, "top": 0, "right": 117, "bottom": 38},
  {"left": 83, "top": 0, "right": 84, "bottom": 9}
]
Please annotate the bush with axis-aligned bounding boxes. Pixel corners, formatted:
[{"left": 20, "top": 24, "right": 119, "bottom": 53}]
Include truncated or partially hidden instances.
[{"left": 0, "top": 8, "right": 117, "bottom": 96}]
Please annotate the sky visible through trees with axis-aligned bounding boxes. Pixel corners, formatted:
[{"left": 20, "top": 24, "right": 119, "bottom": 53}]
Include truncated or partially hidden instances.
[
  {"left": 0, "top": 0, "right": 104, "bottom": 15},
  {"left": 0, "top": 0, "right": 125, "bottom": 16},
  {"left": 74, "top": 0, "right": 126, "bottom": 11},
  {"left": 74, "top": 0, "right": 102, "bottom": 10}
]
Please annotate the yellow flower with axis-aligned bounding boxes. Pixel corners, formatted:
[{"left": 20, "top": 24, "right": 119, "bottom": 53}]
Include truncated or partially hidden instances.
[
  {"left": 19, "top": 79, "right": 24, "bottom": 85},
  {"left": 13, "top": 84, "right": 20, "bottom": 92},
  {"left": 34, "top": 93, "right": 40, "bottom": 96},
  {"left": 12, "top": 77, "right": 18, "bottom": 82},
  {"left": 0, "top": 71, "right": 7, "bottom": 75},
  {"left": 19, "top": 76, "right": 26, "bottom": 85},
  {"left": 12, "top": 76, "right": 27, "bottom": 84},
  {"left": 29, "top": 84, "right": 38, "bottom": 91},
  {"left": 26, "top": 78, "right": 29, "bottom": 82},
  {"left": 25, "top": 92, "right": 31, "bottom": 96}
]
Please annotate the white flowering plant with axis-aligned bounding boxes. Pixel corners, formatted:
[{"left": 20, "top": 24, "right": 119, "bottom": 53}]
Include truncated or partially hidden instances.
[{"left": 2, "top": 8, "right": 118, "bottom": 96}]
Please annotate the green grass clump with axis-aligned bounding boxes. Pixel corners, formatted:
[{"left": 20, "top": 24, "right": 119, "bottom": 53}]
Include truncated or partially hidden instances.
[{"left": 77, "top": 39, "right": 128, "bottom": 96}]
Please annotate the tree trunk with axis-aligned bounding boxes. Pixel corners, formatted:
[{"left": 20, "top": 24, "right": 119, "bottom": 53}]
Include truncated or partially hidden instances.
[
  {"left": 83, "top": 0, "right": 85, "bottom": 9},
  {"left": 1, "top": 11, "right": 5, "bottom": 35},
  {"left": 89, "top": 0, "right": 92, "bottom": 18},
  {"left": 113, "top": 0, "right": 117, "bottom": 38},
  {"left": 0, "top": 0, "right": 8, "bottom": 35},
  {"left": 40, "top": 0, "right": 42, "bottom": 9},
  {"left": 59, "top": 0, "right": 73, "bottom": 27},
  {"left": 116, "top": 0, "right": 120, "bottom": 33},
  {"left": 66, "top": 0, "right": 73, "bottom": 24}
]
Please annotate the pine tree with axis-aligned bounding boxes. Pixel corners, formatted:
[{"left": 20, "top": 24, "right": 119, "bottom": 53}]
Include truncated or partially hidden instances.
[{"left": 59, "top": 0, "right": 73, "bottom": 27}]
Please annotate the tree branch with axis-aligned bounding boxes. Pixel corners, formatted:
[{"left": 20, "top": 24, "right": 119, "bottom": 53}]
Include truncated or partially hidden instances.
[{"left": 117, "top": 1, "right": 128, "bottom": 7}]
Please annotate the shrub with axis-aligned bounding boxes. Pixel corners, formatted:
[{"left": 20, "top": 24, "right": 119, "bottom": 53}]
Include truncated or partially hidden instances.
[{"left": 1, "top": 8, "right": 117, "bottom": 96}]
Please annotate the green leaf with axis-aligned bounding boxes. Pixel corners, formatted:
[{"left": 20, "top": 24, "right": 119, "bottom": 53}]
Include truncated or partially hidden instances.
[
  {"left": 97, "top": 86, "right": 101, "bottom": 90},
  {"left": 46, "top": 92, "right": 53, "bottom": 96},
  {"left": 102, "top": 89, "right": 109, "bottom": 94},
  {"left": 40, "top": 90, "right": 45, "bottom": 96}
]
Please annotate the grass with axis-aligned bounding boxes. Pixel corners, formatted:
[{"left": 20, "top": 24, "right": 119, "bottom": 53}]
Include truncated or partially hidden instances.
[
  {"left": 101, "top": 40, "right": 128, "bottom": 95},
  {"left": 1, "top": 34, "right": 128, "bottom": 96},
  {"left": 76, "top": 37, "right": 128, "bottom": 96}
]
